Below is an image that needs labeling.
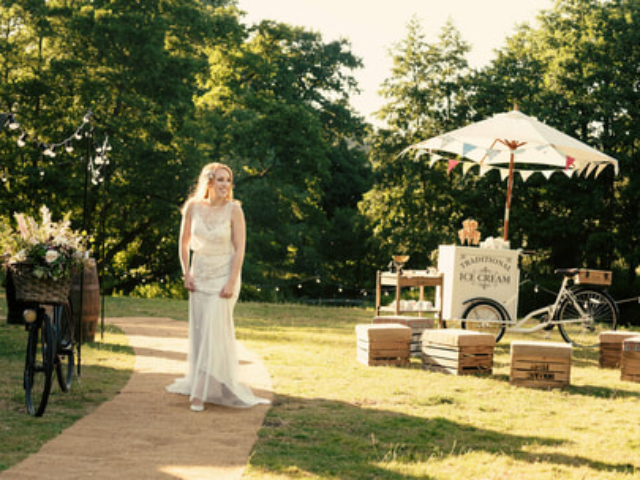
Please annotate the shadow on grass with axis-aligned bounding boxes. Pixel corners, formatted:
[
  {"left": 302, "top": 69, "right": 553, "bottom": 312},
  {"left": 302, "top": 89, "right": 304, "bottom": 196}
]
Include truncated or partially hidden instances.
[{"left": 251, "top": 394, "right": 636, "bottom": 479}]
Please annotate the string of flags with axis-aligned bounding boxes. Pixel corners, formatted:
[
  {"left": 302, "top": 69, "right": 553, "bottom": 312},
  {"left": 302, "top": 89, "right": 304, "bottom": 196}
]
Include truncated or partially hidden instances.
[
  {"left": 423, "top": 151, "right": 609, "bottom": 182},
  {"left": 1, "top": 110, "right": 112, "bottom": 185},
  {"left": 405, "top": 133, "right": 615, "bottom": 181}
]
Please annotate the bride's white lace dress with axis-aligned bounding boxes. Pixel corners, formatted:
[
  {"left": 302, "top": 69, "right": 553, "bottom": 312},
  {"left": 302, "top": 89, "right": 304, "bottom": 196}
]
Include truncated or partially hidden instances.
[{"left": 166, "top": 201, "right": 270, "bottom": 407}]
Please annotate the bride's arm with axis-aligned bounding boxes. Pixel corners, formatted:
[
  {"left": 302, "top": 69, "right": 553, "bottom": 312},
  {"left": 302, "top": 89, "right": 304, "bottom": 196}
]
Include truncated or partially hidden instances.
[
  {"left": 180, "top": 203, "right": 196, "bottom": 291},
  {"left": 221, "top": 203, "right": 246, "bottom": 298}
]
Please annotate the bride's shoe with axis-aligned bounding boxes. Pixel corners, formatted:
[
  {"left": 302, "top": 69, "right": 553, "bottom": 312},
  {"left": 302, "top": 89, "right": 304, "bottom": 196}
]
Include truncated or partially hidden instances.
[{"left": 190, "top": 401, "right": 205, "bottom": 412}]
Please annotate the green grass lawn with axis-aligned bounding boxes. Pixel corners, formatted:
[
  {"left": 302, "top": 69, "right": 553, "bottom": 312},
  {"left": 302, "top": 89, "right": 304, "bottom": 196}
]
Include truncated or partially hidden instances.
[
  {"left": 1, "top": 295, "right": 639, "bottom": 479},
  {"left": 234, "top": 304, "right": 640, "bottom": 480}
]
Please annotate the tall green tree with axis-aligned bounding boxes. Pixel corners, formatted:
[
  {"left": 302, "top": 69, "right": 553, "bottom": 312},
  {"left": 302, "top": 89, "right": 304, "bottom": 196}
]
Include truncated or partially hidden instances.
[
  {"left": 195, "top": 19, "right": 371, "bottom": 294},
  {"left": 0, "top": 0, "right": 242, "bottom": 291},
  {"left": 360, "top": 18, "right": 474, "bottom": 269},
  {"left": 1, "top": 1, "right": 372, "bottom": 297},
  {"left": 362, "top": 1, "right": 634, "bottom": 287},
  {"left": 471, "top": 0, "right": 632, "bottom": 277}
]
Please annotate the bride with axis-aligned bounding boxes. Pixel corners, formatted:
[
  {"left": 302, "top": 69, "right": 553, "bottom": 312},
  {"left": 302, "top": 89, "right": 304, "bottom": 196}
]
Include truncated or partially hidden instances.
[{"left": 166, "top": 162, "right": 270, "bottom": 411}]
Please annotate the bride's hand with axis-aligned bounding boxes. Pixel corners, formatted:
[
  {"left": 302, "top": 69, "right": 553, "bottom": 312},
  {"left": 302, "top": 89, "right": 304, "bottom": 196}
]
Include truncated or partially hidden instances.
[
  {"left": 220, "top": 282, "right": 234, "bottom": 298},
  {"left": 183, "top": 273, "right": 196, "bottom": 291}
]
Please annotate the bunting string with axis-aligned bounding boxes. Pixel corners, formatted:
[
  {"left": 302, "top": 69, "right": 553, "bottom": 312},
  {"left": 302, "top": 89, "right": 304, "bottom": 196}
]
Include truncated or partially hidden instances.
[
  {"left": 439, "top": 156, "right": 602, "bottom": 181},
  {"left": 404, "top": 140, "right": 614, "bottom": 181}
]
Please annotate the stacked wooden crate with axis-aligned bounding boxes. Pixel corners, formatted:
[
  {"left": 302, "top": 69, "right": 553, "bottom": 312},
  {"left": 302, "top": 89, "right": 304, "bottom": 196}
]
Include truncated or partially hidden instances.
[
  {"left": 373, "top": 316, "right": 434, "bottom": 357},
  {"left": 421, "top": 328, "right": 495, "bottom": 376},
  {"left": 510, "top": 341, "right": 572, "bottom": 389},
  {"left": 599, "top": 331, "right": 640, "bottom": 369},
  {"left": 621, "top": 337, "right": 640, "bottom": 383},
  {"left": 355, "top": 324, "right": 411, "bottom": 367}
]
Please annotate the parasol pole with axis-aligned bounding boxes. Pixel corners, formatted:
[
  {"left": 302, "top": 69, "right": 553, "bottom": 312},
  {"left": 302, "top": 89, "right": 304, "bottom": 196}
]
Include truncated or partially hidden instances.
[
  {"left": 503, "top": 151, "right": 515, "bottom": 241},
  {"left": 500, "top": 140, "right": 526, "bottom": 242}
]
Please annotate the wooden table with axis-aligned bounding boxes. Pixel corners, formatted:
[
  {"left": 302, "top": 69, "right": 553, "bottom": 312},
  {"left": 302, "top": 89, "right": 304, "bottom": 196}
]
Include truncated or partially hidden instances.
[{"left": 375, "top": 270, "right": 444, "bottom": 328}]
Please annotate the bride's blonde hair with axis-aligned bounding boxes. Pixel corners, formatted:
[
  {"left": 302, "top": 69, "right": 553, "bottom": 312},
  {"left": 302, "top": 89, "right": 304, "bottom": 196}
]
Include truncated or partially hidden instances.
[{"left": 182, "top": 162, "right": 234, "bottom": 213}]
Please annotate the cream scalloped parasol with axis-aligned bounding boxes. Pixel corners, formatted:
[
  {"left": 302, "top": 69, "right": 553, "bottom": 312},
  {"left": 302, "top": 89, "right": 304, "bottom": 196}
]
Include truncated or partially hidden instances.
[{"left": 403, "top": 109, "right": 619, "bottom": 241}]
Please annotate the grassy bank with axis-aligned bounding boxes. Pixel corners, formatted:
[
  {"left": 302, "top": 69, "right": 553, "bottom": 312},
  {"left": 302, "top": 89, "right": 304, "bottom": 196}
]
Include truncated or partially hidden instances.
[{"left": 2, "top": 296, "right": 639, "bottom": 478}]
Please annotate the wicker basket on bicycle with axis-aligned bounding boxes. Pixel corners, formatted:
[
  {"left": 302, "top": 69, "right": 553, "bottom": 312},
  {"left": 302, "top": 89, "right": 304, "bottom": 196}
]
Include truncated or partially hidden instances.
[{"left": 9, "top": 262, "right": 72, "bottom": 305}]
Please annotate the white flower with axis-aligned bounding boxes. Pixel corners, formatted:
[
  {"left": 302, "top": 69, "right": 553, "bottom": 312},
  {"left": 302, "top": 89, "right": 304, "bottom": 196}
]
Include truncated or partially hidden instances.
[
  {"left": 14, "top": 213, "right": 29, "bottom": 239},
  {"left": 40, "top": 205, "right": 51, "bottom": 226},
  {"left": 8, "top": 205, "right": 87, "bottom": 280},
  {"left": 45, "top": 249, "right": 60, "bottom": 263},
  {"left": 54, "top": 235, "right": 70, "bottom": 247}
]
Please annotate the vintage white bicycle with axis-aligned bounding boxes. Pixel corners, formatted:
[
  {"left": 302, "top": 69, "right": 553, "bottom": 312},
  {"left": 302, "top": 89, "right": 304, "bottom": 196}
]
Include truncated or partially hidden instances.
[{"left": 459, "top": 267, "right": 618, "bottom": 347}]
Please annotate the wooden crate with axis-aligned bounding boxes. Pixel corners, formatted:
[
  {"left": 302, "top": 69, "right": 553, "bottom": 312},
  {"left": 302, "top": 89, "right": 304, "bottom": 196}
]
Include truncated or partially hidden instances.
[
  {"left": 421, "top": 328, "right": 495, "bottom": 376},
  {"left": 599, "top": 331, "right": 640, "bottom": 369},
  {"left": 373, "top": 316, "right": 435, "bottom": 357},
  {"left": 356, "top": 323, "right": 411, "bottom": 367},
  {"left": 621, "top": 338, "right": 640, "bottom": 383},
  {"left": 573, "top": 269, "right": 612, "bottom": 286},
  {"left": 510, "top": 341, "right": 572, "bottom": 389}
]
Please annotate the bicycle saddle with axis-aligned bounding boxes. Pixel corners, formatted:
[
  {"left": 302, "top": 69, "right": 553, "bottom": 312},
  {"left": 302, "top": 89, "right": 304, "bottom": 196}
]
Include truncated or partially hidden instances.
[{"left": 554, "top": 268, "right": 580, "bottom": 277}]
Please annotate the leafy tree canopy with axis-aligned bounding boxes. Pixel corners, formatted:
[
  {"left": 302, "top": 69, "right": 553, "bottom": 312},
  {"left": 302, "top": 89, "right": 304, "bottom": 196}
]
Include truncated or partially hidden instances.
[{"left": 0, "top": 0, "right": 371, "bottom": 298}]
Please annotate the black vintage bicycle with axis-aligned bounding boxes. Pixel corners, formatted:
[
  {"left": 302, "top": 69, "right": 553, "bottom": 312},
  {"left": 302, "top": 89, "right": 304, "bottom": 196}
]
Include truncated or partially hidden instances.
[{"left": 23, "top": 300, "right": 75, "bottom": 416}]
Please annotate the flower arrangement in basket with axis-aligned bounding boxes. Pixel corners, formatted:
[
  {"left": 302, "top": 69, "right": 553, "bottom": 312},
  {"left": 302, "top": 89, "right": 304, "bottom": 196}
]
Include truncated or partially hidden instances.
[{"left": 1, "top": 206, "right": 87, "bottom": 304}]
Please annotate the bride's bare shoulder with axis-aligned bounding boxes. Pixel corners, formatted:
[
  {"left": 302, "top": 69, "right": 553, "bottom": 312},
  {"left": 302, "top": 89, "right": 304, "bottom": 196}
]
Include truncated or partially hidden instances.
[{"left": 183, "top": 199, "right": 205, "bottom": 215}]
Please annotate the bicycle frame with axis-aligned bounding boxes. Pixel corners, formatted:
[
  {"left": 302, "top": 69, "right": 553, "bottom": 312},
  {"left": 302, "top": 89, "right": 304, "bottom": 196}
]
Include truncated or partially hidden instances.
[{"left": 461, "top": 275, "right": 593, "bottom": 333}]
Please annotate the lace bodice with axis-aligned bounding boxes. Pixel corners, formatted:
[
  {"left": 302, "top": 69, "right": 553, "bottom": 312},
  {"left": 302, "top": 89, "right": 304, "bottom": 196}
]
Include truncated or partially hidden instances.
[{"left": 189, "top": 202, "right": 234, "bottom": 256}]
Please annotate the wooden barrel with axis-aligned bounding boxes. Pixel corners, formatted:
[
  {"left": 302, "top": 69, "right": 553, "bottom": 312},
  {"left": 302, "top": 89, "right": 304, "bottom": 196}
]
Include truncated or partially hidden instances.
[{"left": 71, "top": 259, "right": 100, "bottom": 343}]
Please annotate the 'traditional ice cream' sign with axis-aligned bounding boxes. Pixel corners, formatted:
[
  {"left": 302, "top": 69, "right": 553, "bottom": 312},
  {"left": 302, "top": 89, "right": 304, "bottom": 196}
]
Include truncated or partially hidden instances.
[
  {"left": 438, "top": 245, "right": 520, "bottom": 321},
  {"left": 457, "top": 254, "right": 513, "bottom": 288}
]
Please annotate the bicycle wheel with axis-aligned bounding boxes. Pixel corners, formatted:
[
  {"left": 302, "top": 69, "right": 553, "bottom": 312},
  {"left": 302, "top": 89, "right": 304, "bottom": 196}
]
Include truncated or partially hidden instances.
[
  {"left": 557, "top": 288, "right": 618, "bottom": 347},
  {"left": 24, "top": 314, "right": 54, "bottom": 416},
  {"left": 54, "top": 302, "right": 75, "bottom": 392},
  {"left": 461, "top": 300, "right": 508, "bottom": 342}
]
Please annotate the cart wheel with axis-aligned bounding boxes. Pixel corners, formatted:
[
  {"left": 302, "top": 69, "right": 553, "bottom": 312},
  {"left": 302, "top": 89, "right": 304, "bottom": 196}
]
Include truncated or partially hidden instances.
[{"left": 461, "top": 300, "right": 507, "bottom": 343}]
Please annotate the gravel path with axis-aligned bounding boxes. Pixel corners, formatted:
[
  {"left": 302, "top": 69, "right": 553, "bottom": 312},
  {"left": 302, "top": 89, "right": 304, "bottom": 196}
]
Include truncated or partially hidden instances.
[{"left": 1, "top": 316, "right": 273, "bottom": 479}]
